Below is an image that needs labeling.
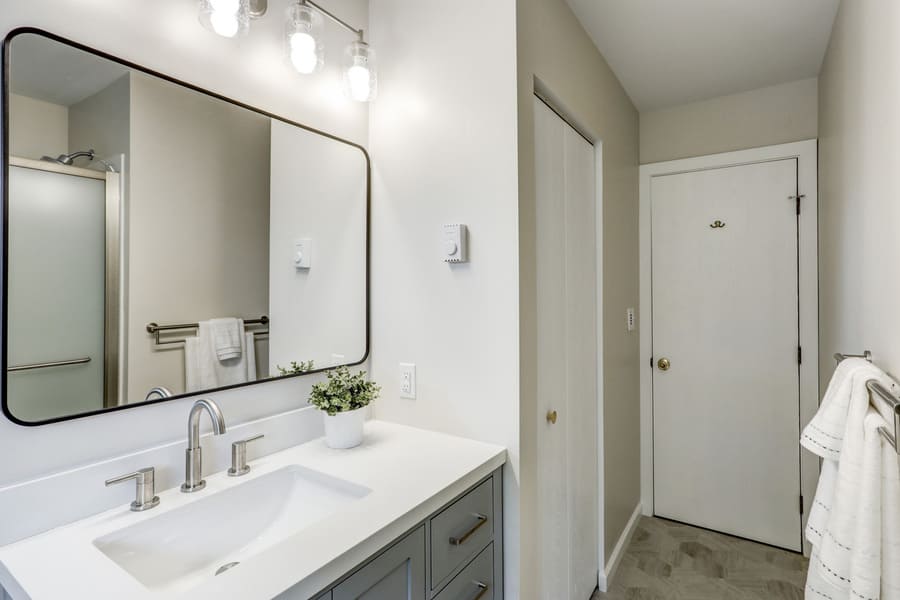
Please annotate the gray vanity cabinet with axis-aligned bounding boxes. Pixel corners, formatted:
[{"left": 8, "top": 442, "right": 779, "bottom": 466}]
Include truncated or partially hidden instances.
[
  {"left": 297, "top": 468, "right": 503, "bottom": 600},
  {"left": 332, "top": 527, "right": 426, "bottom": 600}
]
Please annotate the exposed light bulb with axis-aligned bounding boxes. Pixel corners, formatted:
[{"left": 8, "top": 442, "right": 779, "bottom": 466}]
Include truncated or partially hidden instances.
[
  {"left": 199, "top": 0, "right": 249, "bottom": 38},
  {"left": 289, "top": 32, "right": 319, "bottom": 74},
  {"left": 346, "top": 64, "right": 372, "bottom": 102},
  {"left": 343, "top": 41, "right": 376, "bottom": 102},
  {"left": 210, "top": 11, "right": 240, "bottom": 37},
  {"left": 285, "top": 2, "right": 323, "bottom": 74}
]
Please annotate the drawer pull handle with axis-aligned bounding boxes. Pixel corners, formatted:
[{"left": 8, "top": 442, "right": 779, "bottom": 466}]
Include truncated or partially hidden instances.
[
  {"left": 449, "top": 513, "right": 488, "bottom": 546},
  {"left": 467, "top": 582, "right": 489, "bottom": 600}
]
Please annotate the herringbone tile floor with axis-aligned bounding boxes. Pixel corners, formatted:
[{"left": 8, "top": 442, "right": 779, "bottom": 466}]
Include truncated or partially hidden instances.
[{"left": 591, "top": 517, "right": 808, "bottom": 600}]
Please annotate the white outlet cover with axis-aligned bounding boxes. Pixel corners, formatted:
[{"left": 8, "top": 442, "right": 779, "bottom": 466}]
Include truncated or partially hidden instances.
[{"left": 400, "top": 363, "right": 416, "bottom": 399}]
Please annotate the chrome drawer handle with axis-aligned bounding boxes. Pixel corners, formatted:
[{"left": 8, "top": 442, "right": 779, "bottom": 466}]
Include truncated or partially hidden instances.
[
  {"left": 449, "top": 513, "right": 488, "bottom": 546},
  {"left": 467, "top": 582, "right": 489, "bottom": 600}
]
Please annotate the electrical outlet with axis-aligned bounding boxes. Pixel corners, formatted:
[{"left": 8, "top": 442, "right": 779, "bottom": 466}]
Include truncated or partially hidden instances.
[
  {"left": 400, "top": 363, "right": 416, "bottom": 399},
  {"left": 626, "top": 307, "right": 636, "bottom": 332}
]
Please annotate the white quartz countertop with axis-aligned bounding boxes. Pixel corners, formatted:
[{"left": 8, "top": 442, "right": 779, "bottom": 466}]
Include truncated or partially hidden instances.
[{"left": 0, "top": 420, "right": 507, "bottom": 600}]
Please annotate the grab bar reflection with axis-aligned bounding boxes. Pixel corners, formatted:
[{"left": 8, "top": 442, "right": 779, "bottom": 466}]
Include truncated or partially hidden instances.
[{"left": 8, "top": 357, "right": 92, "bottom": 372}]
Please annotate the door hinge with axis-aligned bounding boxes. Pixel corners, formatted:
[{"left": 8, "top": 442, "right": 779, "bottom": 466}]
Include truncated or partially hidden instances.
[
  {"left": 800, "top": 495, "right": 805, "bottom": 514},
  {"left": 798, "top": 346, "right": 802, "bottom": 364},
  {"left": 790, "top": 194, "right": 806, "bottom": 215}
]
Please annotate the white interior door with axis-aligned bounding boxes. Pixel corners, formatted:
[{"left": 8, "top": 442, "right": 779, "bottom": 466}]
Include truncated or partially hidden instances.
[
  {"left": 651, "top": 159, "right": 802, "bottom": 551},
  {"left": 534, "top": 96, "right": 599, "bottom": 599}
]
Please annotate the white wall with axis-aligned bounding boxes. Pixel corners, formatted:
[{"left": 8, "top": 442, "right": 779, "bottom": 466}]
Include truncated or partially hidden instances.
[
  {"left": 7, "top": 93, "right": 67, "bottom": 160},
  {"left": 126, "top": 72, "right": 271, "bottom": 401},
  {"left": 0, "top": 0, "right": 367, "bottom": 508},
  {"left": 640, "top": 78, "right": 819, "bottom": 164},
  {"left": 818, "top": 0, "right": 900, "bottom": 390},
  {"left": 269, "top": 120, "right": 367, "bottom": 372},
  {"left": 367, "top": 0, "right": 521, "bottom": 594}
]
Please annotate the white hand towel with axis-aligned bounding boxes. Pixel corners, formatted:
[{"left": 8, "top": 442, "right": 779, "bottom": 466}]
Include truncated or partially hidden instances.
[
  {"left": 802, "top": 359, "right": 900, "bottom": 600},
  {"left": 210, "top": 318, "right": 243, "bottom": 361},
  {"left": 184, "top": 321, "right": 255, "bottom": 392}
]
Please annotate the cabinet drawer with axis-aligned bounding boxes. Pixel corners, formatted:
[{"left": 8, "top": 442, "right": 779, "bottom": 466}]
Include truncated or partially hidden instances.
[
  {"left": 333, "top": 526, "right": 426, "bottom": 600},
  {"left": 430, "top": 477, "right": 494, "bottom": 588},
  {"left": 434, "top": 544, "right": 494, "bottom": 600}
]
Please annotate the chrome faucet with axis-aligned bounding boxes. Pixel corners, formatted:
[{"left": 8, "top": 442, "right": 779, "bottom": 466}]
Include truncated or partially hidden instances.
[
  {"left": 144, "top": 386, "right": 173, "bottom": 402},
  {"left": 181, "top": 399, "right": 227, "bottom": 493}
]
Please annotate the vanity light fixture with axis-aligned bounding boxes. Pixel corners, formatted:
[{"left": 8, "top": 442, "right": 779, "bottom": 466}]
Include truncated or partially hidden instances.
[
  {"left": 285, "top": 1, "right": 325, "bottom": 74},
  {"left": 198, "top": 0, "right": 267, "bottom": 38},
  {"left": 199, "top": 0, "right": 376, "bottom": 102},
  {"left": 285, "top": 0, "right": 377, "bottom": 102}
]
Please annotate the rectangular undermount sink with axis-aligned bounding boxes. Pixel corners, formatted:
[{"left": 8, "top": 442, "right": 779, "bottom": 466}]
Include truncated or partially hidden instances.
[{"left": 93, "top": 465, "right": 371, "bottom": 594}]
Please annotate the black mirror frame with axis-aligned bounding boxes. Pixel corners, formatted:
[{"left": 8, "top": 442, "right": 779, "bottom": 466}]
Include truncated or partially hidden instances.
[{"left": 1, "top": 27, "right": 370, "bottom": 426}]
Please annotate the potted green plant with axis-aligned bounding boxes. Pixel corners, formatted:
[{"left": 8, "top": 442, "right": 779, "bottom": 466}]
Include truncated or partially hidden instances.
[{"left": 309, "top": 366, "right": 380, "bottom": 448}]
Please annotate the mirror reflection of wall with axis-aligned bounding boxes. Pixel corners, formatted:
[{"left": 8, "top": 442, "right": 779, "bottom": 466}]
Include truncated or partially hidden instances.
[{"left": 4, "top": 33, "right": 368, "bottom": 424}]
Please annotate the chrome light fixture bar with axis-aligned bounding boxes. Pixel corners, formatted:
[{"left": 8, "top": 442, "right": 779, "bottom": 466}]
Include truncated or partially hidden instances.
[{"left": 304, "top": 0, "right": 364, "bottom": 42}]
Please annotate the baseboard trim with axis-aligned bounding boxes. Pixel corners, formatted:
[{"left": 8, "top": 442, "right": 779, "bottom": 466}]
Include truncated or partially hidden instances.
[{"left": 597, "top": 503, "right": 642, "bottom": 592}]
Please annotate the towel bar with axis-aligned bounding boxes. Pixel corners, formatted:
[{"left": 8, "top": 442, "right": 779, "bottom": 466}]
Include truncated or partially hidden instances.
[
  {"left": 834, "top": 350, "right": 873, "bottom": 364},
  {"left": 8, "top": 356, "right": 91, "bottom": 372},
  {"left": 834, "top": 350, "right": 900, "bottom": 454},
  {"left": 146, "top": 316, "right": 269, "bottom": 346},
  {"left": 866, "top": 380, "right": 900, "bottom": 455}
]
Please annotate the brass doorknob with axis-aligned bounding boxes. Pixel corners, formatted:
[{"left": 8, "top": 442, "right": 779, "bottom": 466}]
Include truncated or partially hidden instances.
[
  {"left": 546, "top": 410, "right": 558, "bottom": 425},
  {"left": 657, "top": 358, "right": 671, "bottom": 371}
]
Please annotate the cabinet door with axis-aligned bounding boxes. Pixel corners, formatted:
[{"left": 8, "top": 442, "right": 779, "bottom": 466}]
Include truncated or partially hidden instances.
[{"left": 333, "top": 527, "right": 425, "bottom": 600}]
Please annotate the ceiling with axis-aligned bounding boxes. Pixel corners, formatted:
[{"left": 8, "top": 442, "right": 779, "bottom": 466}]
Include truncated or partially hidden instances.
[
  {"left": 9, "top": 34, "right": 129, "bottom": 107},
  {"left": 565, "top": 0, "right": 840, "bottom": 112}
]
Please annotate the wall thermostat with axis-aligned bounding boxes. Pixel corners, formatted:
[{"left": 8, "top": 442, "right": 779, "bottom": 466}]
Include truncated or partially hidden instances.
[{"left": 442, "top": 223, "right": 468, "bottom": 263}]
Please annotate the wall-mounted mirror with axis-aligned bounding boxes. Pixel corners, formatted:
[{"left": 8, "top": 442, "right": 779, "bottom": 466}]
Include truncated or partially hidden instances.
[{"left": 2, "top": 29, "right": 369, "bottom": 425}]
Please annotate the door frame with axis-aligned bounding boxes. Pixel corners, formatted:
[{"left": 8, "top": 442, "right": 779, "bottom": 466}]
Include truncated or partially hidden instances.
[
  {"left": 7, "top": 156, "right": 121, "bottom": 411},
  {"left": 533, "top": 82, "right": 606, "bottom": 590},
  {"left": 638, "top": 140, "right": 819, "bottom": 552}
]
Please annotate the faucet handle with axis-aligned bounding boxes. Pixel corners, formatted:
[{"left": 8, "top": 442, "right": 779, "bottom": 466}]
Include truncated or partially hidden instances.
[
  {"left": 228, "top": 434, "right": 265, "bottom": 477},
  {"left": 105, "top": 467, "right": 160, "bottom": 512}
]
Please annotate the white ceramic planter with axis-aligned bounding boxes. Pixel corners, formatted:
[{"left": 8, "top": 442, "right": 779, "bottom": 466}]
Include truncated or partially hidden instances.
[{"left": 323, "top": 407, "right": 366, "bottom": 449}]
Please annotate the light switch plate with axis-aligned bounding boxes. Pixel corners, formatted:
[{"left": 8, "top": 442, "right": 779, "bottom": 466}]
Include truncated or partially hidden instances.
[
  {"left": 400, "top": 363, "right": 416, "bottom": 399},
  {"left": 294, "top": 238, "right": 312, "bottom": 269}
]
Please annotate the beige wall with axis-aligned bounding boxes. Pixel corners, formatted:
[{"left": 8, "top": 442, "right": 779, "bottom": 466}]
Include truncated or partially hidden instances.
[
  {"left": 69, "top": 75, "right": 131, "bottom": 167},
  {"left": 8, "top": 93, "right": 68, "bottom": 160},
  {"left": 818, "top": 0, "right": 900, "bottom": 392},
  {"left": 517, "top": 0, "right": 640, "bottom": 589},
  {"left": 126, "top": 73, "right": 271, "bottom": 402},
  {"left": 640, "top": 78, "right": 818, "bottom": 164}
]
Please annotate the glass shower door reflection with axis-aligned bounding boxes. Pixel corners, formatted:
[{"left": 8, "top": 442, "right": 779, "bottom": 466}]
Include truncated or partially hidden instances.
[{"left": 7, "top": 163, "right": 107, "bottom": 421}]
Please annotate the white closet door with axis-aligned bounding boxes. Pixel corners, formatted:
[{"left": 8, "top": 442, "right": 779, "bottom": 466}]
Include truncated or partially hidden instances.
[
  {"left": 651, "top": 159, "right": 802, "bottom": 551},
  {"left": 534, "top": 96, "right": 599, "bottom": 599}
]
